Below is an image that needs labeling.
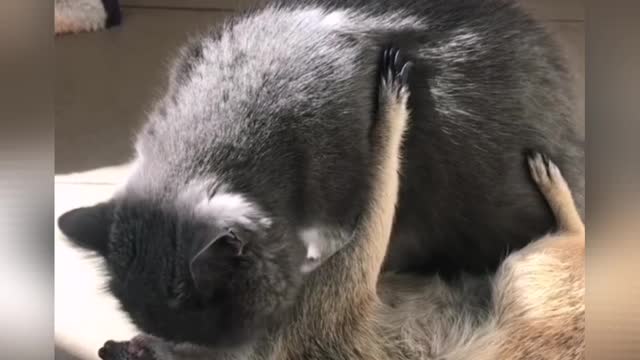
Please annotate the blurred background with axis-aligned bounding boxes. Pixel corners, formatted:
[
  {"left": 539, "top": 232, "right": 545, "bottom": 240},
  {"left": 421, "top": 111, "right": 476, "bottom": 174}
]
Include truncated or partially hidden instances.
[{"left": 1, "top": 0, "right": 639, "bottom": 359}]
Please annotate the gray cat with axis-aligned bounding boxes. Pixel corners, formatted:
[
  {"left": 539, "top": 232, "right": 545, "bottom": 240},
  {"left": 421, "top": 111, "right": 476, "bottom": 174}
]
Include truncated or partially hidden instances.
[{"left": 58, "top": 0, "right": 584, "bottom": 351}]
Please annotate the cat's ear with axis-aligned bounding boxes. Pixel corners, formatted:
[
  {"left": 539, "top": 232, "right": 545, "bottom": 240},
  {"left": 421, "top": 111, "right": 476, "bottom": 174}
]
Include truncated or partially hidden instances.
[
  {"left": 189, "top": 231, "right": 244, "bottom": 298},
  {"left": 57, "top": 202, "right": 114, "bottom": 256}
]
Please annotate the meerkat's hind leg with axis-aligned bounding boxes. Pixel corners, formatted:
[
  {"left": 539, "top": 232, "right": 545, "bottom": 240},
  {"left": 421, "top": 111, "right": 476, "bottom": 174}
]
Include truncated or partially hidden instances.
[
  {"left": 444, "top": 152, "right": 586, "bottom": 360},
  {"left": 528, "top": 152, "right": 585, "bottom": 236}
]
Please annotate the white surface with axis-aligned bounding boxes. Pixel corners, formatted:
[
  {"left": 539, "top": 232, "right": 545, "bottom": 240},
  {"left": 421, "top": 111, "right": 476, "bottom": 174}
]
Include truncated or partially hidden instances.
[{"left": 55, "top": 164, "right": 137, "bottom": 359}]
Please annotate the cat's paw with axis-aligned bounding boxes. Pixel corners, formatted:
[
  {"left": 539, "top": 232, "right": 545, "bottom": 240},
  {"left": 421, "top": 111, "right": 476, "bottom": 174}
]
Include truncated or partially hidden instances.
[
  {"left": 380, "top": 47, "right": 412, "bottom": 100},
  {"left": 98, "top": 335, "right": 164, "bottom": 360},
  {"left": 98, "top": 340, "right": 134, "bottom": 360}
]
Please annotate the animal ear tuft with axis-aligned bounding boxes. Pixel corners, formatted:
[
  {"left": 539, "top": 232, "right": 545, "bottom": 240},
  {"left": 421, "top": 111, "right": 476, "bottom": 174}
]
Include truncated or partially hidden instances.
[
  {"left": 57, "top": 202, "right": 114, "bottom": 256},
  {"left": 189, "top": 231, "right": 243, "bottom": 299}
]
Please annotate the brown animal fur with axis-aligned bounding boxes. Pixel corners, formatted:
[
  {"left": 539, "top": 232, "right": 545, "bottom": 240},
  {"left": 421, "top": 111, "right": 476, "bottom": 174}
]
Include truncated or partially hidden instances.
[
  {"left": 99, "top": 54, "right": 584, "bottom": 360},
  {"left": 442, "top": 154, "right": 585, "bottom": 360}
]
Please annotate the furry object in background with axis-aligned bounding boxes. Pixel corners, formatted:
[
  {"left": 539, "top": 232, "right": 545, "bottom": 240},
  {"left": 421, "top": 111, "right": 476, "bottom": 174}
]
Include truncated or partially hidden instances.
[{"left": 55, "top": 0, "right": 121, "bottom": 35}]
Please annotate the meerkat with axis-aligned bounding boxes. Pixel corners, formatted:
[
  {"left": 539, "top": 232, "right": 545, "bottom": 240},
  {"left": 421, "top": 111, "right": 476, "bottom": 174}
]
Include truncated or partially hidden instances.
[{"left": 96, "top": 51, "right": 584, "bottom": 360}]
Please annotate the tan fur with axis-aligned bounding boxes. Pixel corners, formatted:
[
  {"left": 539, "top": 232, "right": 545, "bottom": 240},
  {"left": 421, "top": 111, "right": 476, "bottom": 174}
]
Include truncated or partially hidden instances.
[{"left": 445, "top": 154, "right": 585, "bottom": 360}]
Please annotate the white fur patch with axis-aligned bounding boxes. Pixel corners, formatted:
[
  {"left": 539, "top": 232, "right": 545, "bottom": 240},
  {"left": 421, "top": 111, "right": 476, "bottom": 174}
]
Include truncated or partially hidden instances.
[
  {"left": 300, "top": 228, "right": 323, "bottom": 260},
  {"left": 179, "top": 181, "right": 272, "bottom": 231},
  {"left": 198, "top": 193, "right": 255, "bottom": 224},
  {"left": 299, "top": 226, "right": 350, "bottom": 273},
  {"left": 194, "top": 191, "right": 271, "bottom": 231},
  {"left": 321, "top": 11, "right": 347, "bottom": 27}
]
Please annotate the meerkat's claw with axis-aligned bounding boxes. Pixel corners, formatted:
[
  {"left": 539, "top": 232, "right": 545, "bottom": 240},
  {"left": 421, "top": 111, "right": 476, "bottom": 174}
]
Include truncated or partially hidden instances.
[
  {"left": 528, "top": 151, "right": 552, "bottom": 189},
  {"left": 381, "top": 47, "right": 412, "bottom": 98},
  {"left": 527, "top": 150, "right": 583, "bottom": 234}
]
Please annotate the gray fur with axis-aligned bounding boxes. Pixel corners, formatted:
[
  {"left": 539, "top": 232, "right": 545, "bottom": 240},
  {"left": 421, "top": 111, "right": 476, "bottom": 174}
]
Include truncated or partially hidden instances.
[
  {"left": 58, "top": 0, "right": 585, "bottom": 355},
  {"left": 134, "top": 0, "right": 584, "bottom": 275},
  {"left": 94, "top": 46, "right": 584, "bottom": 360}
]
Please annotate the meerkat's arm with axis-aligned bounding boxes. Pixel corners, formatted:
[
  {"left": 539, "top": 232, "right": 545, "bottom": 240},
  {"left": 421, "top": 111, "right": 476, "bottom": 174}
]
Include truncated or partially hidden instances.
[
  {"left": 445, "top": 153, "right": 585, "bottom": 360},
  {"left": 350, "top": 48, "right": 413, "bottom": 291},
  {"left": 261, "top": 48, "right": 414, "bottom": 360},
  {"left": 291, "top": 48, "right": 413, "bottom": 320}
]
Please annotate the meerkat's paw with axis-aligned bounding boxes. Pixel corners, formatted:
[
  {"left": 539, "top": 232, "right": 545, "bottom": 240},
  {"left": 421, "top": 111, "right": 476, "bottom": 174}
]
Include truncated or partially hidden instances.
[
  {"left": 527, "top": 152, "right": 568, "bottom": 194},
  {"left": 527, "top": 150, "right": 584, "bottom": 236},
  {"left": 375, "top": 47, "right": 412, "bottom": 149},
  {"left": 380, "top": 47, "right": 412, "bottom": 104}
]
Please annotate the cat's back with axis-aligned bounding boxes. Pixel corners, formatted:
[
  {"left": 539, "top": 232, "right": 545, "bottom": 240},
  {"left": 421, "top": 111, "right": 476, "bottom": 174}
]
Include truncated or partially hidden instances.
[{"left": 136, "top": 0, "right": 583, "bottom": 275}]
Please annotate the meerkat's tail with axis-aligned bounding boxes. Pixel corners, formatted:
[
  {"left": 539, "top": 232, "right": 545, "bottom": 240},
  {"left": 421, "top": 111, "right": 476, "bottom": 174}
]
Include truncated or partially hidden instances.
[{"left": 528, "top": 152, "right": 585, "bottom": 236}]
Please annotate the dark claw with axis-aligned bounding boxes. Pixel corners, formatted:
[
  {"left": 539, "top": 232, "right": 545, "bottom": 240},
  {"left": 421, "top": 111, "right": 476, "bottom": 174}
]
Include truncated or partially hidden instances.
[
  {"left": 393, "top": 48, "right": 401, "bottom": 70},
  {"left": 382, "top": 48, "right": 389, "bottom": 70},
  {"left": 540, "top": 153, "right": 551, "bottom": 176},
  {"left": 526, "top": 151, "right": 552, "bottom": 179},
  {"left": 380, "top": 46, "right": 412, "bottom": 98},
  {"left": 400, "top": 62, "right": 412, "bottom": 87},
  {"left": 382, "top": 48, "right": 399, "bottom": 77}
]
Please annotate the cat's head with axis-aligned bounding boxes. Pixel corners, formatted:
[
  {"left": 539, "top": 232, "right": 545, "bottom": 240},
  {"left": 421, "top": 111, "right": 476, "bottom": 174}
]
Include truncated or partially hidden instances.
[{"left": 57, "top": 182, "right": 309, "bottom": 348}]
